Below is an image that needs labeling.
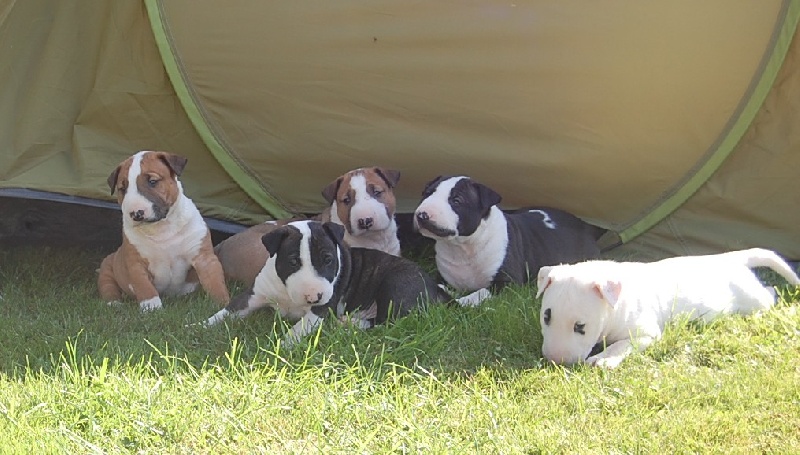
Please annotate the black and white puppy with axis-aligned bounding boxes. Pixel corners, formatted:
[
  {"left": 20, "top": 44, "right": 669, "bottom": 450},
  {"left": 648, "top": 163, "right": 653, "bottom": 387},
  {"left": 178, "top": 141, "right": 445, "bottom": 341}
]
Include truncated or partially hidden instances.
[
  {"left": 414, "top": 176, "right": 602, "bottom": 304},
  {"left": 202, "top": 220, "right": 448, "bottom": 344}
]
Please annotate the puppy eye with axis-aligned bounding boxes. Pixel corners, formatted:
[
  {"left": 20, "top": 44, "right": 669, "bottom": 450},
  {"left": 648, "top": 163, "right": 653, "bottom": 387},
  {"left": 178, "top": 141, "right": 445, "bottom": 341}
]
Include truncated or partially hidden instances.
[
  {"left": 118, "top": 186, "right": 127, "bottom": 195},
  {"left": 342, "top": 196, "right": 352, "bottom": 205},
  {"left": 373, "top": 188, "right": 383, "bottom": 198},
  {"left": 288, "top": 257, "right": 301, "bottom": 268},
  {"left": 148, "top": 178, "right": 158, "bottom": 188},
  {"left": 543, "top": 308, "right": 551, "bottom": 325},
  {"left": 450, "top": 196, "right": 462, "bottom": 206},
  {"left": 574, "top": 322, "right": 586, "bottom": 335},
  {"left": 322, "top": 253, "right": 334, "bottom": 266}
]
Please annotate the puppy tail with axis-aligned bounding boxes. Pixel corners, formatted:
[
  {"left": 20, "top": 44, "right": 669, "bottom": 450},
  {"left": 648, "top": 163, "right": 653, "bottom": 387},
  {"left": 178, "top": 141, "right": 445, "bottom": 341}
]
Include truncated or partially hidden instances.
[{"left": 740, "top": 248, "right": 800, "bottom": 286}]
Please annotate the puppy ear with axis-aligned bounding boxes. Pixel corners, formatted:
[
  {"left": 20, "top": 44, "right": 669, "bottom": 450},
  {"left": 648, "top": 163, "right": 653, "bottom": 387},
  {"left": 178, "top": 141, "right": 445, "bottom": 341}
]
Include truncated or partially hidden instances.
[
  {"left": 536, "top": 266, "right": 554, "bottom": 298},
  {"left": 374, "top": 168, "right": 401, "bottom": 188},
  {"left": 421, "top": 175, "right": 446, "bottom": 199},
  {"left": 158, "top": 152, "right": 189, "bottom": 177},
  {"left": 592, "top": 280, "right": 622, "bottom": 307},
  {"left": 107, "top": 166, "right": 122, "bottom": 195},
  {"left": 321, "top": 177, "right": 343, "bottom": 204},
  {"left": 473, "top": 180, "right": 502, "bottom": 217},
  {"left": 322, "top": 221, "right": 346, "bottom": 246},
  {"left": 261, "top": 228, "right": 289, "bottom": 258}
]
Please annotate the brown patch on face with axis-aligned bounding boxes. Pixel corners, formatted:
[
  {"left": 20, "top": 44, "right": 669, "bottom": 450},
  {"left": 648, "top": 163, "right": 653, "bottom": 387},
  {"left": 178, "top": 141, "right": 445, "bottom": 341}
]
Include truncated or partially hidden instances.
[
  {"left": 110, "top": 151, "right": 188, "bottom": 222},
  {"left": 322, "top": 167, "right": 399, "bottom": 233}
]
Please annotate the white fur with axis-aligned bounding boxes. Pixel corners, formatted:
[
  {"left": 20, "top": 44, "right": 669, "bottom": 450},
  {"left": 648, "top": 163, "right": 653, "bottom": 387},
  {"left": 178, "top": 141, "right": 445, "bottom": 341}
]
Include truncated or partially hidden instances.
[
  {"left": 121, "top": 152, "right": 207, "bottom": 308},
  {"left": 537, "top": 248, "right": 800, "bottom": 369},
  {"left": 414, "top": 176, "right": 463, "bottom": 235},
  {"left": 414, "top": 177, "right": 509, "bottom": 292},
  {"left": 139, "top": 296, "right": 163, "bottom": 312},
  {"left": 456, "top": 288, "right": 492, "bottom": 307},
  {"left": 330, "top": 201, "right": 400, "bottom": 255},
  {"left": 330, "top": 173, "right": 400, "bottom": 256},
  {"left": 528, "top": 210, "right": 557, "bottom": 230},
  {"left": 204, "top": 221, "right": 344, "bottom": 345},
  {"left": 435, "top": 206, "right": 509, "bottom": 292}
]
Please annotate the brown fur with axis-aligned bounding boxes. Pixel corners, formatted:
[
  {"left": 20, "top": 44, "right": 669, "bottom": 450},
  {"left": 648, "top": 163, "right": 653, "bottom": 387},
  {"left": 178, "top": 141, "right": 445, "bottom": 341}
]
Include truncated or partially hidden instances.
[
  {"left": 97, "top": 151, "right": 229, "bottom": 307},
  {"left": 214, "top": 218, "right": 304, "bottom": 285},
  {"left": 321, "top": 167, "right": 399, "bottom": 234}
]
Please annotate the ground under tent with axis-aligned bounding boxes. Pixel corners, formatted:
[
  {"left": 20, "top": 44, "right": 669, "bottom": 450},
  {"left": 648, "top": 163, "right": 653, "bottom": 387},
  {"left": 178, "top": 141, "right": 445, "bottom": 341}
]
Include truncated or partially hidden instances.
[{"left": 1, "top": 1, "right": 799, "bottom": 261}]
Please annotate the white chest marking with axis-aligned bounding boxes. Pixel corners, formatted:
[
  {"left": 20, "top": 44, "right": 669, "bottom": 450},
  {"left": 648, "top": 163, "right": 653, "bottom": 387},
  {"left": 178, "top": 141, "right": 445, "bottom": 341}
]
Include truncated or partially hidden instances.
[
  {"left": 436, "top": 206, "right": 509, "bottom": 291},
  {"left": 529, "top": 210, "right": 557, "bottom": 230},
  {"left": 124, "top": 193, "right": 207, "bottom": 296}
]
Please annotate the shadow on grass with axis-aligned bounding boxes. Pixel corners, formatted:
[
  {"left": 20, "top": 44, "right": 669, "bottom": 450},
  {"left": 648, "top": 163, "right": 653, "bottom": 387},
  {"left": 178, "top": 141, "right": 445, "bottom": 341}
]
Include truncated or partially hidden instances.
[{"left": 0, "top": 246, "right": 548, "bottom": 381}]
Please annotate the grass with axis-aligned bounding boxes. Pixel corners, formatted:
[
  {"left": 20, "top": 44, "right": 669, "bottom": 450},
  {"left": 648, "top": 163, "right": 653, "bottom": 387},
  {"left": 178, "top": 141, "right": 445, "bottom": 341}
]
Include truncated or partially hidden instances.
[{"left": 0, "top": 246, "right": 799, "bottom": 453}]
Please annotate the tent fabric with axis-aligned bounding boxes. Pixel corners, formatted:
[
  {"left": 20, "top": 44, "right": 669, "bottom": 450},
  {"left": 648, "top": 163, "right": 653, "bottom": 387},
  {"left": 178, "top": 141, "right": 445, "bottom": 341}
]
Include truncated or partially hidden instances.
[
  {"left": 0, "top": 1, "right": 264, "bottom": 225},
  {"left": 1, "top": 1, "right": 799, "bottom": 259}
]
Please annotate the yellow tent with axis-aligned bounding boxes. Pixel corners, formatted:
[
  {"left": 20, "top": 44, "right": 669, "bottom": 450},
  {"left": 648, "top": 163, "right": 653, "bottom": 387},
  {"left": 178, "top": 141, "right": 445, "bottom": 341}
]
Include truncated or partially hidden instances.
[{"left": 1, "top": 1, "right": 798, "bottom": 260}]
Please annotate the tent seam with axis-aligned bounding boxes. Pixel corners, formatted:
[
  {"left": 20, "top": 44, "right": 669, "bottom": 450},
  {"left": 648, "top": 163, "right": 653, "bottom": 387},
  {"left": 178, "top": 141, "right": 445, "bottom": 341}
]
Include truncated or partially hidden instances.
[
  {"left": 144, "top": 0, "right": 293, "bottom": 220},
  {"left": 616, "top": 0, "right": 800, "bottom": 244}
]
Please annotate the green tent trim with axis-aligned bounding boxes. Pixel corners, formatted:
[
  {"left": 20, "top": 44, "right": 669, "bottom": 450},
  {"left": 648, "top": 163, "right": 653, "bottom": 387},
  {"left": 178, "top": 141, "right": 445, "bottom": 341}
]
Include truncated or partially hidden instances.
[
  {"left": 144, "top": 0, "right": 293, "bottom": 220},
  {"left": 617, "top": 0, "right": 800, "bottom": 244}
]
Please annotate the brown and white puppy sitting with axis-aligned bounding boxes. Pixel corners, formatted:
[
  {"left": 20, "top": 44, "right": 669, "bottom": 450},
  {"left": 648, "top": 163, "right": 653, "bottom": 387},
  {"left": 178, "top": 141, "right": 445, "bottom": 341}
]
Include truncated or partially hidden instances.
[
  {"left": 322, "top": 167, "right": 401, "bottom": 256},
  {"left": 215, "top": 167, "right": 401, "bottom": 286},
  {"left": 97, "top": 151, "right": 230, "bottom": 311}
]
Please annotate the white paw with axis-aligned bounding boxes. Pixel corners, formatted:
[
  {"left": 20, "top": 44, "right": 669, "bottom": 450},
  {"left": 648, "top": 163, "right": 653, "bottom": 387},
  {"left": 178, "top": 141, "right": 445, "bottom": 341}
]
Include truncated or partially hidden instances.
[
  {"left": 202, "top": 309, "right": 229, "bottom": 327},
  {"left": 139, "top": 296, "right": 163, "bottom": 312},
  {"left": 106, "top": 300, "right": 124, "bottom": 307},
  {"left": 457, "top": 288, "right": 492, "bottom": 307},
  {"left": 586, "top": 354, "right": 624, "bottom": 369}
]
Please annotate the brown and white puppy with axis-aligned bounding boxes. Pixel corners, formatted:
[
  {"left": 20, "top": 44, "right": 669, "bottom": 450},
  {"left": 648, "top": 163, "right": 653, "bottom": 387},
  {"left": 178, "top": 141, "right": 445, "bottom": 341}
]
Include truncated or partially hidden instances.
[
  {"left": 322, "top": 167, "right": 401, "bottom": 256},
  {"left": 215, "top": 167, "right": 401, "bottom": 286},
  {"left": 97, "top": 151, "right": 229, "bottom": 311}
]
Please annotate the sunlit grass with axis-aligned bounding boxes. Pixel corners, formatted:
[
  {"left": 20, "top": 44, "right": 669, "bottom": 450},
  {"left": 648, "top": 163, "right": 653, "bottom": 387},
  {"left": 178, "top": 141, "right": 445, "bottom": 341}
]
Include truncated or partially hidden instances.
[{"left": 0, "top": 247, "right": 798, "bottom": 453}]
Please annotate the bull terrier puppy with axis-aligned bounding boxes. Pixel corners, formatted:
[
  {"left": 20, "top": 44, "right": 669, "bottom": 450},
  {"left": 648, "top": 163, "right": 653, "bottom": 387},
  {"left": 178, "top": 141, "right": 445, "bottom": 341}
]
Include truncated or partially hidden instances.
[
  {"left": 536, "top": 248, "right": 800, "bottom": 368},
  {"left": 414, "top": 175, "right": 601, "bottom": 305},
  {"left": 97, "top": 151, "right": 229, "bottom": 311},
  {"left": 202, "top": 220, "right": 448, "bottom": 345}
]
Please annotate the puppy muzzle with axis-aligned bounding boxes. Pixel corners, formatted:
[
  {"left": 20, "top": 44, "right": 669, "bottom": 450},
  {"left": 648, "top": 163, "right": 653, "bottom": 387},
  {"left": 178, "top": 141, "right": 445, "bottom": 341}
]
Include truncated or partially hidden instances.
[{"left": 414, "top": 212, "right": 456, "bottom": 238}]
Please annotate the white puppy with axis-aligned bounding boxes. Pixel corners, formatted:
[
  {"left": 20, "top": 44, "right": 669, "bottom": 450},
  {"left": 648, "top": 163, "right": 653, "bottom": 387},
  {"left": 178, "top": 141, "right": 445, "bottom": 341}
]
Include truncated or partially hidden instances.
[{"left": 536, "top": 248, "right": 800, "bottom": 369}]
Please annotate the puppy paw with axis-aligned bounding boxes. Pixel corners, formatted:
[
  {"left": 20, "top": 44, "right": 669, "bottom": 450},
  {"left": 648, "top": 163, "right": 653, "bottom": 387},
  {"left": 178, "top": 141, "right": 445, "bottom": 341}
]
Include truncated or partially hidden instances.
[
  {"left": 586, "top": 354, "right": 624, "bottom": 369},
  {"left": 139, "top": 296, "right": 163, "bottom": 312},
  {"left": 457, "top": 288, "right": 492, "bottom": 307},
  {"left": 106, "top": 300, "right": 124, "bottom": 307}
]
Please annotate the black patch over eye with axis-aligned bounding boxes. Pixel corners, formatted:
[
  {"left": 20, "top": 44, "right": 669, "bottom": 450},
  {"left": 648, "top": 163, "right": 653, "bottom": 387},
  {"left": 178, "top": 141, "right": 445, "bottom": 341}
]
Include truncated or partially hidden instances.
[
  {"left": 450, "top": 196, "right": 462, "bottom": 206},
  {"left": 322, "top": 253, "right": 334, "bottom": 266},
  {"left": 574, "top": 322, "right": 586, "bottom": 335},
  {"left": 543, "top": 308, "right": 551, "bottom": 325},
  {"left": 288, "top": 256, "right": 301, "bottom": 268}
]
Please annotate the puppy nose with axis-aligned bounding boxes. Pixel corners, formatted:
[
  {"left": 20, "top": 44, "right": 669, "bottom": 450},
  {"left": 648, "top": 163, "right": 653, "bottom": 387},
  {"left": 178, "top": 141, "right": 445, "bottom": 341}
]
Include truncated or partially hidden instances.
[
  {"left": 307, "top": 292, "right": 323, "bottom": 304},
  {"left": 357, "top": 218, "right": 374, "bottom": 230},
  {"left": 130, "top": 210, "right": 145, "bottom": 221},
  {"left": 416, "top": 211, "right": 429, "bottom": 221}
]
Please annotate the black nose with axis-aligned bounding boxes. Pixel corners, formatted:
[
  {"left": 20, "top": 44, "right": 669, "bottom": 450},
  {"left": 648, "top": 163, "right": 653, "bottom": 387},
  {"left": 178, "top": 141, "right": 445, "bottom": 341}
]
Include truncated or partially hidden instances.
[
  {"left": 416, "top": 211, "right": 429, "bottom": 221},
  {"left": 357, "top": 218, "right": 374, "bottom": 230},
  {"left": 309, "top": 292, "right": 323, "bottom": 304},
  {"left": 130, "top": 210, "right": 145, "bottom": 221}
]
